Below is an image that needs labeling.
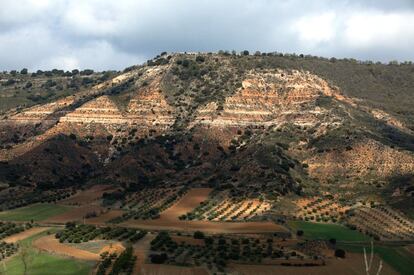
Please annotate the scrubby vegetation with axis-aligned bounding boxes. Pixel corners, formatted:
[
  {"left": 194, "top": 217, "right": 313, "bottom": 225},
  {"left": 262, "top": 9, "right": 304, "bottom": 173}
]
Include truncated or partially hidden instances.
[
  {"left": 0, "top": 69, "right": 117, "bottom": 113},
  {"left": 111, "top": 186, "right": 188, "bottom": 223},
  {"left": 0, "top": 241, "right": 18, "bottom": 260},
  {"left": 149, "top": 231, "right": 325, "bottom": 272},
  {"left": 55, "top": 223, "right": 147, "bottom": 244},
  {"left": 0, "top": 221, "right": 31, "bottom": 239}
]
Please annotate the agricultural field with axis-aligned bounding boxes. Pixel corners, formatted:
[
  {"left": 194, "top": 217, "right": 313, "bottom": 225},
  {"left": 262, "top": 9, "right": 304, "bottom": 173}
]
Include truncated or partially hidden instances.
[
  {"left": 180, "top": 190, "right": 271, "bottom": 221},
  {"left": 294, "top": 195, "right": 352, "bottom": 223},
  {"left": 117, "top": 188, "right": 288, "bottom": 234},
  {"left": 0, "top": 186, "right": 75, "bottom": 211},
  {"left": 2, "top": 229, "right": 95, "bottom": 275},
  {"left": 347, "top": 205, "right": 414, "bottom": 240},
  {"left": 111, "top": 186, "right": 189, "bottom": 223},
  {"left": 288, "top": 221, "right": 369, "bottom": 242},
  {"left": 0, "top": 203, "right": 70, "bottom": 222},
  {"left": 230, "top": 251, "right": 398, "bottom": 275},
  {"left": 59, "top": 184, "right": 116, "bottom": 206},
  {"left": 55, "top": 223, "right": 147, "bottom": 244},
  {"left": 0, "top": 221, "right": 30, "bottom": 240},
  {"left": 338, "top": 243, "right": 414, "bottom": 275},
  {"left": 0, "top": 241, "right": 18, "bottom": 260},
  {"left": 44, "top": 205, "right": 104, "bottom": 223},
  {"left": 148, "top": 231, "right": 331, "bottom": 273},
  {"left": 2, "top": 227, "right": 47, "bottom": 243}
]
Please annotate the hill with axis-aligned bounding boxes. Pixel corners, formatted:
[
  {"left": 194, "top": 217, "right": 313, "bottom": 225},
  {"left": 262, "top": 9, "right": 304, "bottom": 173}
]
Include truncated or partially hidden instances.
[{"left": 0, "top": 52, "right": 413, "bottom": 217}]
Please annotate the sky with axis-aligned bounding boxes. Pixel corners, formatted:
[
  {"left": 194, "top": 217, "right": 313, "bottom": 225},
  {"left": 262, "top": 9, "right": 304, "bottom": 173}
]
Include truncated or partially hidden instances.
[{"left": 0, "top": 0, "right": 413, "bottom": 71}]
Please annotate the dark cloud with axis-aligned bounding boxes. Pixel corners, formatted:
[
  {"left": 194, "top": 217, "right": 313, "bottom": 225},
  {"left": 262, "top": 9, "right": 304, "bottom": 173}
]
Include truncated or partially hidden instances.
[{"left": 0, "top": 0, "right": 413, "bottom": 71}]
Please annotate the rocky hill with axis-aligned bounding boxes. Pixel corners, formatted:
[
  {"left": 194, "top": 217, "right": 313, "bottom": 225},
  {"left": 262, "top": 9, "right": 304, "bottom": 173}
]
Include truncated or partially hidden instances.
[{"left": 1, "top": 52, "right": 413, "bottom": 214}]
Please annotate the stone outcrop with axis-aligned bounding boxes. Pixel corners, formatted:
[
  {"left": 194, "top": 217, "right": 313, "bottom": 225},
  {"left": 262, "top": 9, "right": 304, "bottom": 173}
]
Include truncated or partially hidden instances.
[
  {"left": 60, "top": 82, "right": 175, "bottom": 128},
  {"left": 127, "top": 84, "right": 175, "bottom": 128},
  {"left": 8, "top": 97, "right": 75, "bottom": 123},
  {"left": 191, "top": 70, "right": 335, "bottom": 127},
  {"left": 60, "top": 96, "right": 125, "bottom": 124}
]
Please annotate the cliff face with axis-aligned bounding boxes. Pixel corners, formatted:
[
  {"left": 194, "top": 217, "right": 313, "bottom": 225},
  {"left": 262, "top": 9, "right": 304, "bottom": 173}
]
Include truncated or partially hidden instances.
[
  {"left": 1, "top": 53, "right": 414, "bottom": 201},
  {"left": 192, "top": 70, "right": 336, "bottom": 127}
]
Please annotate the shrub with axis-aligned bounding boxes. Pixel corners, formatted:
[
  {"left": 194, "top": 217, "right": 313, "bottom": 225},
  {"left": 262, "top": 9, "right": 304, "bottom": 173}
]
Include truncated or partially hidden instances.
[
  {"left": 193, "top": 231, "right": 205, "bottom": 239},
  {"left": 335, "top": 249, "right": 346, "bottom": 258},
  {"left": 150, "top": 253, "right": 168, "bottom": 264},
  {"left": 80, "top": 69, "right": 94, "bottom": 75},
  {"left": 296, "top": 230, "right": 304, "bottom": 237},
  {"left": 196, "top": 56, "right": 205, "bottom": 63},
  {"left": 69, "top": 133, "right": 77, "bottom": 140}
]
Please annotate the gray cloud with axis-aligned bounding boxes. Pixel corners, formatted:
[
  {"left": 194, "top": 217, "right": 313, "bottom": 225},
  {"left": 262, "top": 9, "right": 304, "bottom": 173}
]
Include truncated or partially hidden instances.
[{"left": 0, "top": 0, "right": 413, "bottom": 71}]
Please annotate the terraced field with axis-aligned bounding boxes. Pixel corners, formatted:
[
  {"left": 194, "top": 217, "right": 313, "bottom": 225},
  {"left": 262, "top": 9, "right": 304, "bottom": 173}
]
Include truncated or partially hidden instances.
[
  {"left": 348, "top": 205, "right": 414, "bottom": 240},
  {"left": 294, "top": 196, "right": 351, "bottom": 223},
  {"left": 111, "top": 186, "right": 189, "bottom": 222},
  {"left": 181, "top": 192, "right": 271, "bottom": 221}
]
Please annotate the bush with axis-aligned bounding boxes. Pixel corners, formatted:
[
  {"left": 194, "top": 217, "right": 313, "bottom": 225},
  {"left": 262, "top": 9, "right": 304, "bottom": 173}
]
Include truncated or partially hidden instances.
[
  {"left": 296, "top": 230, "right": 304, "bottom": 237},
  {"left": 150, "top": 253, "right": 168, "bottom": 264},
  {"left": 20, "top": 68, "right": 28, "bottom": 74},
  {"left": 196, "top": 56, "right": 205, "bottom": 63},
  {"left": 80, "top": 69, "right": 94, "bottom": 75},
  {"left": 69, "top": 133, "right": 77, "bottom": 140},
  {"left": 335, "top": 249, "right": 346, "bottom": 258},
  {"left": 193, "top": 231, "right": 205, "bottom": 239}
]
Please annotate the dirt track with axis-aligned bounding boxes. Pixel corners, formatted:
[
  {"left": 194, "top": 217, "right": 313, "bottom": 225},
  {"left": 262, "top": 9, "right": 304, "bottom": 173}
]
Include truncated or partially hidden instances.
[
  {"left": 121, "top": 219, "right": 287, "bottom": 234},
  {"left": 3, "top": 227, "right": 50, "bottom": 243}
]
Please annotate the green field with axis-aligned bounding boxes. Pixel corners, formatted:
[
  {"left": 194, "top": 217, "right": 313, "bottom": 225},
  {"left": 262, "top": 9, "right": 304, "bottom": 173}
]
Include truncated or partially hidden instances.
[
  {"left": 338, "top": 243, "right": 414, "bottom": 275},
  {"left": 288, "top": 221, "right": 369, "bottom": 241},
  {"left": 0, "top": 203, "right": 69, "bottom": 222},
  {"left": 2, "top": 229, "right": 94, "bottom": 275}
]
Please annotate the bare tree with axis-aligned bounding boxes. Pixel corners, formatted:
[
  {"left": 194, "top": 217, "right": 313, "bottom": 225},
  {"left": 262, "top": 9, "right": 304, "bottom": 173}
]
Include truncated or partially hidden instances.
[
  {"left": 19, "top": 244, "right": 33, "bottom": 275},
  {"left": 363, "top": 240, "right": 382, "bottom": 275}
]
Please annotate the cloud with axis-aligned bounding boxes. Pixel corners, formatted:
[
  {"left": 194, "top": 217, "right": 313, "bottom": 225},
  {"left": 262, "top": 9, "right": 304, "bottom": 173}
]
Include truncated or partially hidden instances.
[
  {"left": 344, "top": 11, "right": 414, "bottom": 50},
  {"left": 292, "top": 12, "right": 337, "bottom": 47},
  {"left": 0, "top": 0, "right": 413, "bottom": 70}
]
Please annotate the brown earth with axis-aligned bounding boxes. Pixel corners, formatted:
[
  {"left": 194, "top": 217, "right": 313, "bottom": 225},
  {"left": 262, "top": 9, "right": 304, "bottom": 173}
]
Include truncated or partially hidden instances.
[
  {"left": 3, "top": 227, "right": 50, "bottom": 243},
  {"left": 159, "top": 188, "right": 212, "bottom": 220},
  {"left": 34, "top": 235, "right": 100, "bottom": 261},
  {"left": 59, "top": 184, "right": 116, "bottom": 206},
  {"left": 45, "top": 205, "right": 103, "bottom": 223},
  {"left": 121, "top": 219, "right": 289, "bottom": 234}
]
